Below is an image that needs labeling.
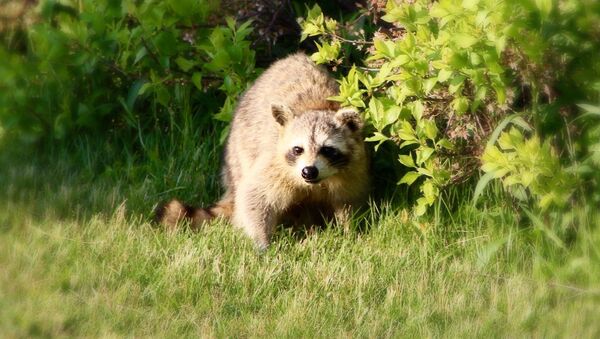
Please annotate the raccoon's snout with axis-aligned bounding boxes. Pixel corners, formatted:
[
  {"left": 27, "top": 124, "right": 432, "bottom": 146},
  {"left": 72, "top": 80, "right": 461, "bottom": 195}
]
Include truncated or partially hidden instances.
[{"left": 301, "top": 166, "right": 319, "bottom": 182}]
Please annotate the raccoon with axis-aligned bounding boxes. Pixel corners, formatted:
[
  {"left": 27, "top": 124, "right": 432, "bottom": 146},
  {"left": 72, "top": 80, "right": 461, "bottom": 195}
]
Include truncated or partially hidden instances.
[{"left": 156, "top": 53, "right": 369, "bottom": 249}]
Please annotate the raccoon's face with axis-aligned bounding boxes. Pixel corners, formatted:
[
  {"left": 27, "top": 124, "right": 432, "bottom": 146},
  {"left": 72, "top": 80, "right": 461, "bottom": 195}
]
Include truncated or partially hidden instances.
[{"left": 272, "top": 104, "right": 364, "bottom": 185}]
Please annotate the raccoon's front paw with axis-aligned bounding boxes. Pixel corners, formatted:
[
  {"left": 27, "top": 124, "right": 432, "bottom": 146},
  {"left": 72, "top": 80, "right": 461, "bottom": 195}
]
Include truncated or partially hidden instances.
[
  {"left": 240, "top": 223, "right": 273, "bottom": 251},
  {"left": 255, "top": 240, "right": 269, "bottom": 253},
  {"left": 254, "top": 239, "right": 269, "bottom": 253}
]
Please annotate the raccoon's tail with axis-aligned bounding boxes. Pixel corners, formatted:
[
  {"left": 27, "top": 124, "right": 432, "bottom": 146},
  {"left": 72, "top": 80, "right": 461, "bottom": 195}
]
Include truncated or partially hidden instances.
[{"left": 154, "top": 196, "right": 233, "bottom": 231}]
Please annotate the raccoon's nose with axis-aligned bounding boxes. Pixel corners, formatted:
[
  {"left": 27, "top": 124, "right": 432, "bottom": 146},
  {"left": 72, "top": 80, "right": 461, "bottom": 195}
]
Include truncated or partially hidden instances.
[{"left": 301, "top": 166, "right": 319, "bottom": 180}]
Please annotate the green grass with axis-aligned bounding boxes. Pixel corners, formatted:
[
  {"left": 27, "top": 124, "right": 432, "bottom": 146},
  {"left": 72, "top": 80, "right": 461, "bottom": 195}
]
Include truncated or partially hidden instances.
[{"left": 1, "top": 131, "right": 599, "bottom": 337}]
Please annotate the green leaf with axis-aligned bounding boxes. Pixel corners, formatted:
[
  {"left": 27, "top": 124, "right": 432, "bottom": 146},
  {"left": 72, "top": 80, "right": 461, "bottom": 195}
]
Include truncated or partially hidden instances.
[
  {"left": 422, "top": 180, "right": 438, "bottom": 204},
  {"left": 511, "top": 186, "right": 528, "bottom": 201},
  {"left": 535, "top": 0, "right": 553, "bottom": 19},
  {"left": 219, "top": 125, "right": 231, "bottom": 145},
  {"left": 452, "top": 97, "right": 469, "bottom": 115},
  {"left": 155, "top": 85, "right": 170, "bottom": 107},
  {"left": 486, "top": 114, "right": 532, "bottom": 148},
  {"left": 424, "top": 119, "right": 438, "bottom": 140},
  {"left": 414, "top": 198, "right": 428, "bottom": 216},
  {"left": 349, "top": 96, "right": 366, "bottom": 108},
  {"left": 398, "top": 120, "right": 416, "bottom": 141},
  {"left": 175, "top": 57, "right": 195, "bottom": 72},
  {"left": 417, "top": 167, "right": 433, "bottom": 177},
  {"left": 310, "top": 40, "right": 341, "bottom": 64},
  {"left": 226, "top": 17, "right": 236, "bottom": 31},
  {"left": 191, "top": 72, "right": 202, "bottom": 90},
  {"left": 390, "top": 55, "right": 410, "bottom": 67},
  {"left": 307, "top": 3, "right": 323, "bottom": 20},
  {"left": 168, "top": 0, "right": 202, "bottom": 19},
  {"left": 498, "top": 130, "right": 518, "bottom": 150},
  {"left": 416, "top": 147, "right": 435, "bottom": 165},
  {"left": 437, "top": 138, "right": 454, "bottom": 150},
  {"left": 365, "top": 132, "right": 389, "bottom": 151},
  {"left": 384, "top": 104, "right": 401, "bottom": 126},
  {"left": 424, "top": 78, "right": 437, "bottom": 94},
  {"left": 153, "top": 30, "right": 177, "bottom": 57},
  {"left": 138, "top": 83, "right": 153, "bottom": 95},
  {"left": 365, "top": 132, "right": 389, "bottom": 142},
  {"left": 301, "top": 22, "right": 320, "bottom": 41},
  {"left": 473, "top": 172, "right": 495, "bottom": 206},
  {"left": 429, "top": 4, "right": 448, "bottom": 18},
  {"left": 462, "top": 0, "right": 480, "bottom": 10},
  {"left": 491, "top": 76, "right": 507, "bottom": 104},
  {"left": 400, "top": 140, "right": 419, "bottom": 149},
  {"left": 126, "top": 80, "right": 144, "bottom": 112},
  {"left": 411, "top": 101, "right": 424, "bottom": 121},
  {"left": 454, "top": 33, "right": 478, "bottom": 48},
  {"left": 469, "top": 52, "right": 482, "bottom": 66},
  {"left": 381, "top": 1, "right": 403, "bottom": 23},
  {"left": 437, "top": 69, "right": 453, "bottom": 82},
  {"left": 214, "top": 97, "right": 234, "bottom": 122},
  {"left": 134, "top": 46, "right": 147, "bottom": 64},
  {"left": 577, "top": 103, "right": 600, "bottom": 116},
  {"left": 325, "top": 18, "right": 337, "bottom": 31},
  {"left": 449, "top": 75, "right": 465, "bottom": 94},
  {"left": 205, "top": 50, "right": 231, "bottom": 72},
  {"left": 373, "top": 38, "right": 396, "bottom": 59},
  {"left": 399, "top": 154, "right": 416, "bottom": 168},
  {"left": 236, "top": 20, "right": 254, "bottom": 40},
  {"left": 398, "top": 171, "right": 421, "bottom": 186}
]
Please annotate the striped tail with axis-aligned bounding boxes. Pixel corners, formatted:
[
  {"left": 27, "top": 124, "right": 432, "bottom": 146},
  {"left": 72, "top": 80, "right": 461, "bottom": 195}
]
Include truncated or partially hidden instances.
[{"left": 155, "top": 197, "right": 233, "bottom": 231}]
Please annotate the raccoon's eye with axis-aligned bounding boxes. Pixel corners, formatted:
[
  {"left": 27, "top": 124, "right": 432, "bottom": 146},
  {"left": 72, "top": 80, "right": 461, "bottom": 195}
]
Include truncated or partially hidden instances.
[
  {"left": 320, "top": 146, "right": 339, "bottom": 158},
  {"left": 292, "top": 146, "right": 304, "bottom": 155}
]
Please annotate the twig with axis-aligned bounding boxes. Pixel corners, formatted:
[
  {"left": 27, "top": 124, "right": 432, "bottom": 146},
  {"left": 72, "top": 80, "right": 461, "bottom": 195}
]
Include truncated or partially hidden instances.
[
  {"left": 336, "top": 64, "right": 379, "bottom": 72},
  {"left": 72, "top": 41, "right": 131, "bottom": 79},
  {"left": 424, "top": 96, "right": 452, "bottom": 102},
  {"left": 329, "top": 32, "right": 374, "bottom": 46}
]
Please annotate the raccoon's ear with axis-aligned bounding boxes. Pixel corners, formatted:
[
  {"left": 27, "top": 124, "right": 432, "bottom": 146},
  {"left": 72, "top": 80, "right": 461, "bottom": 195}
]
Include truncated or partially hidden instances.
[
  {"left": 335, "top": 108, "right": 363, "bottom": 132},
  {"left": 272, "top": 104, "right": 294, "bottom": 126}
]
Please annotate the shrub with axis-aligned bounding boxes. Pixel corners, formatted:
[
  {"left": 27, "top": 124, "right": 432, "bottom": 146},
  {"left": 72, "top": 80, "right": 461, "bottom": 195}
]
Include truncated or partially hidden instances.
[
  {"left": 0, "top": 0, "right": 257, "bottom": 143},
  {"left": 300, "top": 0, "right": 600, "bottom": 216}
]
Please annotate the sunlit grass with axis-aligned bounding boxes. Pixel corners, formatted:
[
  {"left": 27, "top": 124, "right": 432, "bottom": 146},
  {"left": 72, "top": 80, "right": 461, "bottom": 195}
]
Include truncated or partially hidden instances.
[{"left": 1, "top": 134, "right": 599, "bottom": 337}]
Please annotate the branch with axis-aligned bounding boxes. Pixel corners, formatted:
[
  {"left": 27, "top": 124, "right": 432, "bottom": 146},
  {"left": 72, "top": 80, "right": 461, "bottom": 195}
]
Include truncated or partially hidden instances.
[{"left": 328, "top": 32, "right": 374, "bottom": 46}]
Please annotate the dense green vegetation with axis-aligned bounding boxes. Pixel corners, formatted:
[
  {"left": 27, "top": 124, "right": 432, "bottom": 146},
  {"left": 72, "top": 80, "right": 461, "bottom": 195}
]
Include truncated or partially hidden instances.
[
  {"left": 302, "top": 0, "right": 600, "bottom": 216},
  {"left": 1, "top": 0, "right": 599, "bottom": 336}
]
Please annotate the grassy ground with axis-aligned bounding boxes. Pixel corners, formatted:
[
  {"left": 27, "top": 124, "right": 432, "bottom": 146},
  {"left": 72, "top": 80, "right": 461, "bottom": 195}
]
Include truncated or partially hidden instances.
[{"left": 1, "top": 131, "right": 599, "bottom": 337}]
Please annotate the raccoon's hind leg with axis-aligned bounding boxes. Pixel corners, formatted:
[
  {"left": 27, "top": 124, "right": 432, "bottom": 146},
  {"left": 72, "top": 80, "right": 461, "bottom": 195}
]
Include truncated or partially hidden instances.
[{"left": 155, "top": 195, "right": 233, "bottom": 231}]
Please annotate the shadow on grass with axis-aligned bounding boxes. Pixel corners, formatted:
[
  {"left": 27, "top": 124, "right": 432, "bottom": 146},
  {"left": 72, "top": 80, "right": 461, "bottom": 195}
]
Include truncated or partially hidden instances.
[{"left": 0, "top": 130, "right": 224, "bottom": 229}]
